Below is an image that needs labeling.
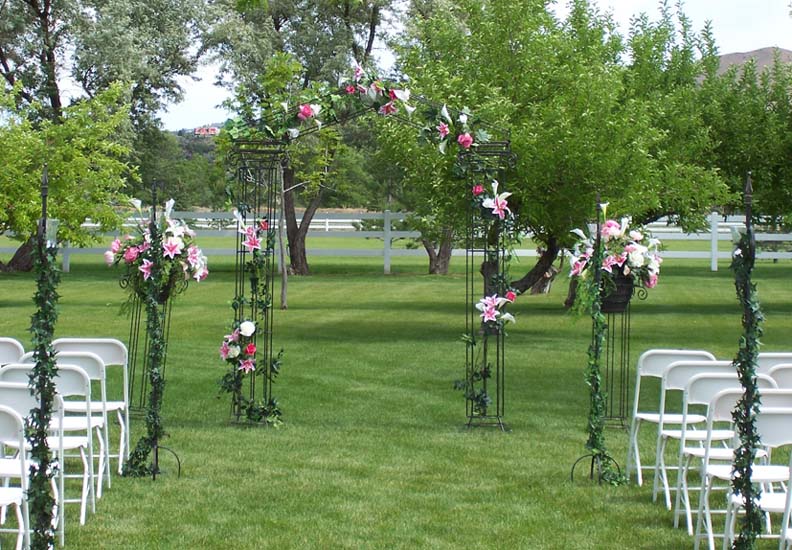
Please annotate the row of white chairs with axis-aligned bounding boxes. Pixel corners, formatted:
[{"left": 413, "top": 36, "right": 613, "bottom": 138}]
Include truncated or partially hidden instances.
[
  {"left": 626, "top": 349, "right": 792, "bottom": 549},
  {"left": 0, "top": 336, "right": 130, "bottom": 548}
]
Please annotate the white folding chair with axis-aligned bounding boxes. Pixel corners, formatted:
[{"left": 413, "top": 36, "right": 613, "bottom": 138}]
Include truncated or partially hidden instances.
[
  {"left": 769, "top": 364, "right": 792, "bottom": 389},
  {"left": 672, "top": 374, "right": 777, "bottom": 536},
  {"left": 0, "top": 364, "right": 96, "bottom": 534},
  {"left": 723, "top": 406, "right": 792, "bottom": 549},
  {"left": 0, "top": 405, "right": 30, "bottom": 550},
  {"left": 626, "top": 349, "right": 717, "bottom": 486},
  {"left": 52, "top": 338, "right": 130, "bottom": 474},
  {"left": 0, "top": 339, "right": 24, "bottom": 366},
  {"left": 652, "top": 360, "right": 736, "bottom": 508},
  {"left": 757, "top": 353, "right": 792, "bottom": 375},
  {"left": 20, "top": 351, "right": 111, "bottom": 498},
  {"left": 694, "top": 389, "right": 792, "bottom": 550},
  {"left": 0, "top": 382, "right": 76, "bottom": 546}
]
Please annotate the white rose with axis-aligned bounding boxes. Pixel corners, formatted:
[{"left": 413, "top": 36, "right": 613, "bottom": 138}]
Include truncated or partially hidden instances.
[
  {"left": 629, "top": 230, "right": 643, "bottom": 241},
  {"left": 227, "top": 345, "right": 241, "bottom": 359},
  {"left": 239, "top": 321, "right": 256, "bottom": 337},
  {"left": 628, "top": 250, "right": 645, "bottom": 268}
]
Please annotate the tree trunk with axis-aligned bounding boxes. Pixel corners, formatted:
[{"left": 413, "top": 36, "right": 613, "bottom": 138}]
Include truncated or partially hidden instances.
[
  {"left": 0, "top": 238, "right": 36, "bottom": 272},
  {"left": 510, "top": 237, "right": 561, "bottom": 294},
  {"left": 421, "top": 228, "right": 454, "bottom": 275},
  {"left": 282, "top": 167, "right": 325, "bottom": 276}
]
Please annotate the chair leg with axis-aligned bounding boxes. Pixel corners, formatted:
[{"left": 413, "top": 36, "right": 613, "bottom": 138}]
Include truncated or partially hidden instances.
[
  {"left": 14, "top": 500, "right": 23, "bottom": 550},
  {"left": 117, "top": 409, "right": 126, "bottom": 475},
  {"left": 79, "top": 447, "right": 91, "bottom": 525},
  {"left": 627, "top": 418, "right": 642, "bottom": 484},
  {"left": 96, "top": 426, "right": 106, "bottom": 499}
]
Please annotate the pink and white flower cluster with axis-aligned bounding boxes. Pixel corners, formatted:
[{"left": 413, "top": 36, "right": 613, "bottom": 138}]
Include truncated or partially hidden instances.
[
  {"left": 232, "top": 209, "right": 270, "bottom": 253},
  {"left": 473, "top": 180, "right": 512, "bottom": 220},
  {"left": 105, "top": 198, "right": 209, "bottom": 290},
  {"left": 568, "top": 217, "right": 662, "bottom": 289},
  {"left": 219, "top": 320, "right": 258, "bottom": 373},
  {"left": 475, "top": 291, "right": 517, "bottom": 324}
]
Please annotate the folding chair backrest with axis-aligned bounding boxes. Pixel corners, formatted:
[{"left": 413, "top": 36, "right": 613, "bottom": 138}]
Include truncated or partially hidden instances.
[
  {"left": 663, "top": 361, "right": 735, "bottom": 392},
  {"left": 755, "top": 407, "right": 792, "bottom": 449},
  {"left": 756, "top": 353, "right": 792, "bottom": 375},
  {"left": 0, "top": 363, "right": 90, "bottom": 400},
  {"left": 755, "top": 389, "right": 792, "bottom": 408},
  {"left": 52, "top": 338, "right": 127, "bottom": 369},
  {"left": 20, "top": 351, "right": 105, "bottom": 382},
  {"left": 768, "top": 364, "right": 792, "bottom": 389},
  {"left": 686, "top": 373, "right": 777, "bottom": 408},
  {"left": 0, "top": 338, "right": 24, "bottom": 365},
  {"left": 0, "top": 405, "right": 27, "bottom": 479},
  {"left": 637, "top": 349, "right": 717, "bottom": 378}
]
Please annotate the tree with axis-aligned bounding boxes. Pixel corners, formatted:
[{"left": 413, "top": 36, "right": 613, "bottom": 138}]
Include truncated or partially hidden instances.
[
  {"left": 0, "top": 84, "right": 134, "bottom": 271},
  {"left": 394, "top": 0, "right": 728, "bottom": 292},
  {"left": 0, "top": 0, "right": 208, "bottom": 269},
  {"left": 208, "top": 0, "right": 393, "bottom": 274}
]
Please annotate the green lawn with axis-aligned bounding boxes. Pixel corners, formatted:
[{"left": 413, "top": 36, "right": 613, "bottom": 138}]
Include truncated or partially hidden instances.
[{"left": 1, "top": 251, "right": 791, "bottom": 548}]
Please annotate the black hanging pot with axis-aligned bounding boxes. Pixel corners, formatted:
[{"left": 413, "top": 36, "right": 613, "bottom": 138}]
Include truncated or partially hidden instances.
[{"left": 601, "top": 270, "right": 634, "bottom": 313}]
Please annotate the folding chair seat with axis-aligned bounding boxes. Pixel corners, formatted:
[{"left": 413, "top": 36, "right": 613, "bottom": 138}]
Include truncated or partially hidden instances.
[
  {"left": 0, "top": 365, "right": 97, "bottom": 543},
  {"left": 651, "top": 359, "right": 736, "bottom": 508},
  {"left": 671, "top": 374, "right": 777, "bottom": 537},
  {"left": 626, "top": 349, "right": 717, "bottom": 486},
  {"left": 694, "top": 389, "right": 792, "bottom": 550},
  {"left": 723, "top": 406, "right": 792, "bottom": 549},
  {"left": 52, "top": 338, "right": 130, "bottom": 474},
  {"left": 0, "top": 405, "right": 30, "bottom": 550},
  {"left": 769, "top": 364, "right": 792, "bottom": 389},
  {"left": 0, "top": 339, "right": 24, "bottom": 366},
  {"left": 20, "top": 351, "right": 111, "bottom": 497}
]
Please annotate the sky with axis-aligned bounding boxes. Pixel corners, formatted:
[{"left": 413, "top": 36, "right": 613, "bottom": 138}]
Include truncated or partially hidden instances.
[{"left": 158, "top": 0, "right": 792, "bottom": 131}]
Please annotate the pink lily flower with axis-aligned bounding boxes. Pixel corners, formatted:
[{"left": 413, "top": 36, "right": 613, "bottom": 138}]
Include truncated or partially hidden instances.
[
  {"left": 602, "top": 254, "right": 620, "bottom": 273},
  {"left": 243, "top": 234, "right": 261, "bottom": 252},
  {"left": 570, "top": 259, "right": 587, "bottom": 277},
  {"left": 481, "top": 180, "right": 511, "bottom": 219},
  {"left": 481, "top": 306, "right": 498, "bottom": 323},
  {"left": 187, "top": 245, "right": 201, "bottom": 268},
  {"left": 238, "top": 359, "right": 256, "bottom": 373},
  {"left": 139, "top": 259, "right": 153, "bottom": 281},
  {"left": 379, "top": 101, "right": 398, "bottom": 116},
  {"left": 437, "top": 122, "right": 450, "bottom": 138},
  {"left": 162, "top": 236, "right": 184, "bottom": 259},
  {"left": 601, "top": 219, "right": 621, "bottom": 239},
  {"left": 194, "top": 266, "right": 209, "bottom": 282},
  {"left": 110, "top": 238, "right": 122, "bottom": 253},
  {"left": 219, "top": 341, "right": 230, "bottom": 360}
]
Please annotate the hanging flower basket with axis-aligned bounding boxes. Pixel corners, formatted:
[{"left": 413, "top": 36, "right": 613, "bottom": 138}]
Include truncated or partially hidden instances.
[{"left": 600, "top": 269, "right": 634, "bottom": 313}]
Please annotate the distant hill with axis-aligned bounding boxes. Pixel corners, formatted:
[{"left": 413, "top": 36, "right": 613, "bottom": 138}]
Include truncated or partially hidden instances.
[{"left": 717, "top": 47, "right": 792, "bottom": 75}]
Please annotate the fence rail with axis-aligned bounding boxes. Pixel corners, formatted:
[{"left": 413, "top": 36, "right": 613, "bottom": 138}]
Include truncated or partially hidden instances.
[{"left": 2, "top": 211, "right": 791, "bottom": 273}]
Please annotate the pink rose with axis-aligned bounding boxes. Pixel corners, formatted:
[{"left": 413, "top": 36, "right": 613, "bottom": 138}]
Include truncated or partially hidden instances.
[
  {"left": 472, "top": 185, "right": 484, "bottom": 196},
  {"left": 123, "top": 246, "right": 139, "bottom": 263},
  {"left": 345, "top": 85, "right": 356, "bottom": 94},
  {"left": 259, "top": 219, "right": 269, "bottom": 231},
  {"left": 457, "top": 133, "right": 473, "bottom": 149},
  {"left": 110, "top": 238, "right": 122, "bottom": 253},
  {"left": 437, "top": 122, "right": 450, "bottom": 138},
  {"left": 505, "top": 290, "right": 517, "bottom": 302},
  {"left": 245, "top": 343, "right": 256, "bottom": 356},
  {"left": 646, "top": 273, "right": 658, "bottom": 288},
  {"left": 297, "top": 104, "right": 314, "bottom": 121}
]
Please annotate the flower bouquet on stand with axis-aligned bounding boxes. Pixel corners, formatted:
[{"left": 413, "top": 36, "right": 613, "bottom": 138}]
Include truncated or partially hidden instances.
[
  {"left": 105, "top": 199, "right": 208, "bottom": 306},
  {"left": 568, "top": 216, "right": 662, "bottom": 313}
]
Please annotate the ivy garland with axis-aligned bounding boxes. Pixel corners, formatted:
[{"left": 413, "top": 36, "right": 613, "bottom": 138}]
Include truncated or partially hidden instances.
[
  {"left": 124, "top": 215, "right": 168, "bottom": 477},
  {"left": 729, "top": 228, "right": 764, "bottom": 548},
  {"left": 578, "top": 204, "right": 625, "bottom": 485},
  {"left": 27, "top": 238, "right": 60, "bottom": 548}
]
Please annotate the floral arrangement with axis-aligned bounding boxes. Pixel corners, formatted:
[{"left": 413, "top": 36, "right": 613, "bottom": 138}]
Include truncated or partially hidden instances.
[
  {"left": 475, "top": 291, "right": 517, "bottom": 327},
  {"left": 105, "top": 199, "right": 208, "bottom": 303},
  {"left": 217, "top": 208, "right": 282, "bottom": 426},
  {"left": 567, "top": 216, "right": 662, "bottom": 290},
  {"left": 472, "top": 179, "right": 512, "bottom": 220}
]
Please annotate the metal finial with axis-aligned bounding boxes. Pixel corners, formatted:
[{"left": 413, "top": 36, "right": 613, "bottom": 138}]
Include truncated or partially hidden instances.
[
  {"left": 744, "top": 171, "right": 753, "bottom": 208},
  {"left": 41, "top": 164, "right": 49, "bottom": 199}
]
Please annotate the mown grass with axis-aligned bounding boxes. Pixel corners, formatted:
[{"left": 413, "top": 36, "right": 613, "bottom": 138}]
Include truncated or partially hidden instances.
[{"left": 1, "top": 252, "right": 791, "bottom": 549}]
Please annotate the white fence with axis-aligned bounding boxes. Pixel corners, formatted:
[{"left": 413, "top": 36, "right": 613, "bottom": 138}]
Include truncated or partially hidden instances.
[{"left": 3, "top": 211, "right": 791, "bottom": 274}]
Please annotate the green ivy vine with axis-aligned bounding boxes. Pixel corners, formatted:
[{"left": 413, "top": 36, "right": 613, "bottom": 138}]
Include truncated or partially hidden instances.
[
  {"left": 26, "top": 238, "right": 60, "bottom": 548},
  {"left": 729, "top": 229, "right": 764, "bottom": 549},
  {"left": 124, "top": 216, "right": 168, "bottom": 477}
]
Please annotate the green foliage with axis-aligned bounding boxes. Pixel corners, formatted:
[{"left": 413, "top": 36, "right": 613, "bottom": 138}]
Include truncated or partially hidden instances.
[
  {"left": 26, "top": 242, "right": 60, "bottom": 548},
  {"left": 0, "top": 84, "right": 134, "bottom": 247},
  {"left": 729, "top": 229, "right": 765, "bottom": 548}
]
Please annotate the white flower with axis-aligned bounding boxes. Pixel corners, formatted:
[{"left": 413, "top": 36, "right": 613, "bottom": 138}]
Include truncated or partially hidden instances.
[
  {"left": 227, "top": 344, "right": 241, "bottom": 359},
  {"left": 130, "top": 198, "right": 143, "bottom": 213},
  {"left": 288, "top": 128, "right": 300, "bottom": 139},
  {"left": 393, "top": 89, "right": 410, "bottom": 102},
  {"left": 458, "top": 113, "right": 468, "bottom": 125},
  {"left": 239, "top": 321, "right": 256, "bottom": 337},
  {"left": 500, "top": 312, "right": 516, "bottom": 324},
  {"left": 440, "top": 104, "right": 452, "bottom": 123},
  {"left": 164, "top": 198, "right": 175, "bottom": 220},
  {"left": 629, "top": 230, "right": 643, "bottom": 241}
]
